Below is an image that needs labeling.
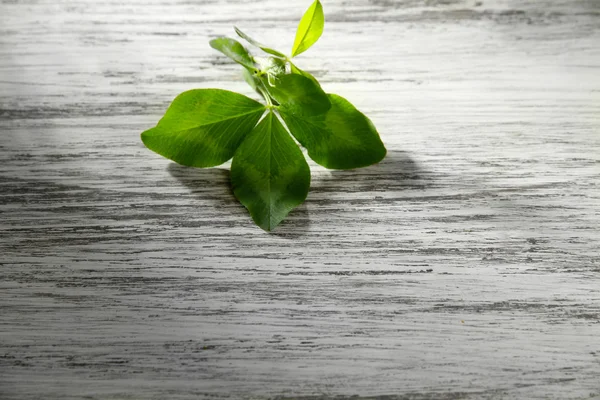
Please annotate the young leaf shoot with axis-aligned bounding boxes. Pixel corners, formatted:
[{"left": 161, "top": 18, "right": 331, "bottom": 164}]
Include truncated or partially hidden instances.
[
  {"left": 291, "top": 0, "right": 325, "bottom": 57},
  {"left": 141, "top": 0, "right": 386, "bottom": 231}
]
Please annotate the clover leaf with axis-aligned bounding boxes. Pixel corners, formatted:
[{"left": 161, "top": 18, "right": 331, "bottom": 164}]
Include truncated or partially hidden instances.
[
  {"left": 141, "top": 89, "right": 265, "bottom": 168},
  {"left": 291, "top": 0, "right": 325, "bottom": 58},
  {"left": 279, "top": 94, "right": 386, "bottom": 169},
  {"left": 234, "top": 26, "right": 286, "bottom": 59},
  {"left": 261, "top": 74, "right": 330, "bottom": 116},
  {"left": 231, "top": 112, "right": 310, "bottom": 231},
  {"left": 141, "top": 0, "right": 386, "bottom": 231},
  {"left": 209, "top": 38, "right": 256, "bottom": 71}
]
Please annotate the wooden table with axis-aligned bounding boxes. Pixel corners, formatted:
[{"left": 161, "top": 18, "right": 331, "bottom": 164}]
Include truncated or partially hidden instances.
[{"left": 1, "top": 0, "right": 599, "bottom": 398}]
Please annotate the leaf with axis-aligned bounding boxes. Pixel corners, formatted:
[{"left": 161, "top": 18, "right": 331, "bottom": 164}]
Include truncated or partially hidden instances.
[
  {"left": 209, "top": 37, "right": 256, "bottom": 71},
  {"left": 291, "top": 0, "right": 324, "bottom": 57},
  {"left": 141, "top": 89, "right": 266, "bottom": 167},
  {"left": 234, "top": 26, "right": 286, "bottom": 58},
  {"left": 289, "top": 61, "right": 321, "bottom": 87},
  {"left": 242, "top": 67, "right": 265, "bottom": 100},
  {"left": 231, "top": 112, "right": 310, "bottom": 231},
  {"left": 263, "top": 73, "right": 330, "bottom": 116},
  {"left": 279, "top": 94, "right": 386, "bottom": 169}
]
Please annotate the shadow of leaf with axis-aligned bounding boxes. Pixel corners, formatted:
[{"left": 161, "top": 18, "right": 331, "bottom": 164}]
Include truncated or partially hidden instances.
[
  {"left": 312, "top": 149, "right": 431, "bottom": 194},
  {"left": 165, "top": 150, "right": 423, "bottom": 234},
  {"left": 167, "top": 163, "right": 232, "bottom": 199},
  {"left": 167, "top": 162, "right": 311, "bottom": 235}
]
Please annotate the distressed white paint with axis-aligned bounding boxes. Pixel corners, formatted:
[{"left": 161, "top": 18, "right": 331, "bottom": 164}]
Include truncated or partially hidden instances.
[{"left": 1, "top": 0, "right": 599, "bottom": 399}]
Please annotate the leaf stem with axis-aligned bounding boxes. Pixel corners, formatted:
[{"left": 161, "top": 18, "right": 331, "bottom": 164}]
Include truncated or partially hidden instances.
[{"left": 258, "top": 87, "right": 273, "bottom": 107}]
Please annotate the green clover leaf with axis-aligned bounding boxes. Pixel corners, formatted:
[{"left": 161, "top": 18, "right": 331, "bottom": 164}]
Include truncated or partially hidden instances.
[
  {"left": 279, "top": 94, "right": 386, "bottom": 169},
  {"left": 231, "top": 112, "right": 310, "bottom": 231},
  {"left": 140, "top": 1, "right": 387, "bottom": 231},
  {"left": 262, "top": 73, "right": 330, "bottom": 116},
  {"left": 234, "top": 26, "right": 287, "bottom": 58},
  {"left": 291, "top": 0, "right": 325, "bottom": 58},
  {"left": 209, "top": 37, "right": 256, "bottom": 71},
  {"left": 141, "top": 89, "right": 265, "bottom": 167}
]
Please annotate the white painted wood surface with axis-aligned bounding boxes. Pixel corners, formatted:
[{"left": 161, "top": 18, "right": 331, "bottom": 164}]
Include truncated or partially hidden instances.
[{"left": 1, "top": 0, "right": 599, "bottom": 399}]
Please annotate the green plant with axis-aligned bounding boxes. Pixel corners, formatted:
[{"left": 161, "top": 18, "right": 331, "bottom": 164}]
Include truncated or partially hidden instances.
[{"left": 141, "top": 0, "right": 386, "bottom": 231}]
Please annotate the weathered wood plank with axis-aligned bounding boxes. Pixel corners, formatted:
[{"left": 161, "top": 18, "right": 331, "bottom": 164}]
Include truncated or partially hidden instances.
[{"left": 1, "top": 0, "right": 599, "bottom": 399}]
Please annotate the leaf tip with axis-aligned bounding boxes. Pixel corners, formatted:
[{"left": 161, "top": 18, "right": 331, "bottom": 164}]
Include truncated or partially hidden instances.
[
  {"left": 140, "top": 127, "right": 154, "bottom": 146},
  {"left": 208, "top": 37, "right": 220, "bottom": 50}
]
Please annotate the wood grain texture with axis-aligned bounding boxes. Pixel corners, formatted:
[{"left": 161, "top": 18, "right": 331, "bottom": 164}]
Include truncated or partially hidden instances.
[{"left": 1, "top": 0, "right": 599, "bottom": 399}]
